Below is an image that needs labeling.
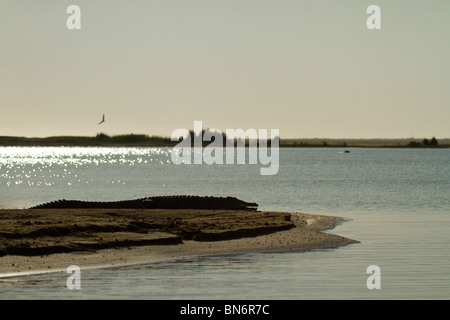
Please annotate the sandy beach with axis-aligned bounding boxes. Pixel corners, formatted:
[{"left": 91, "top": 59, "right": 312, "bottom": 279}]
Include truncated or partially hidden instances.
[{"left": 0, "top": 209, "right": 358, "bottom": 277}]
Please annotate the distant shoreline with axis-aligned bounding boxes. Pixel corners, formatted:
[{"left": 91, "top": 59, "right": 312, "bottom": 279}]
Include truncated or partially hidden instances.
[{"left": 1, "top": 135, "right": 449, "bottom": 148}]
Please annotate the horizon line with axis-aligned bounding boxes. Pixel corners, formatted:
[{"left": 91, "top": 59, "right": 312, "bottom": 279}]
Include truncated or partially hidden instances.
[{"left": 1, "top": 134, "right": 449, "bottom": 141}]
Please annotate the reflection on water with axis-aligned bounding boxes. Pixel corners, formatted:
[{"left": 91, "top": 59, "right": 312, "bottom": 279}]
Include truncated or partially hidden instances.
[
  {"left": 0, "top": 147, "right": 171, "bottom": 187},
  {"left": 1, "top": 147, "right": 449, "bottom": 213}
]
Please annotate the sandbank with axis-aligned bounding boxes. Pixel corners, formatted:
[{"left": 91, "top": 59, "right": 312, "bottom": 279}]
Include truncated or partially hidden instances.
[{"left": 0, "top": 209, "right": 358, "bottom": 277}]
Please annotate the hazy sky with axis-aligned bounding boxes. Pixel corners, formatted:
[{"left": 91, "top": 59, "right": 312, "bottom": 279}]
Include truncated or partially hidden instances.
[{"left": 1, "top": 0, "right": 449, "bottom": 139}]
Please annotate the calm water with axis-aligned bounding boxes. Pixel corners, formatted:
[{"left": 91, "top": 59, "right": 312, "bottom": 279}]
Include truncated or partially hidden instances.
[{"left": 0, "top": 147, "right": 449, "bottom": 299}]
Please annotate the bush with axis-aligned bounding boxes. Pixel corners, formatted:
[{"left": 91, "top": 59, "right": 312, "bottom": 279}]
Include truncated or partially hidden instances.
[
  {"left": 96, "top": 133, "right": 110, "bottom": 140},
  {"left": 430, "top": 137, "right": 438, "bottom": 146},
  {"left": 409, "top": 140, "right": 421, "bottom": 147}
]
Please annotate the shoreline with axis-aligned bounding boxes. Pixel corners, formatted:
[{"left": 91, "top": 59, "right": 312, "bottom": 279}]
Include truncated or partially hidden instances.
[
  {"left": 1, "top": 135, "right": 449, "bottom": 148},
  {"left": 0, "top": 210, "right": 359, "bottom": 278}
]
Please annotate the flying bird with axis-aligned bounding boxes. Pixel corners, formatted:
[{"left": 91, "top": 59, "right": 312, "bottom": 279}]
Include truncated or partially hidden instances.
[{"left": 98, "top": 114, "right": 105, "bottom": 125}]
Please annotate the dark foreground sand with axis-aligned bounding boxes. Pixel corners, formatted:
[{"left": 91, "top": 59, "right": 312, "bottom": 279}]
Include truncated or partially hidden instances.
[{"left": 0, "top": 209, "right": 358, "bottom": 277}]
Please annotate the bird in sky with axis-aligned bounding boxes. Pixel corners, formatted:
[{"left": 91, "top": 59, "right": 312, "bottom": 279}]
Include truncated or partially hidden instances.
[{"left": 98, "top": 114, "right": 105, "bottom": 125}]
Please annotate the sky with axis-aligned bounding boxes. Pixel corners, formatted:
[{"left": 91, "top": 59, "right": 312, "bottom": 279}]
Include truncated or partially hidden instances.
[{"left": 1, "top": 0, "right": 449, "bottom": 139}]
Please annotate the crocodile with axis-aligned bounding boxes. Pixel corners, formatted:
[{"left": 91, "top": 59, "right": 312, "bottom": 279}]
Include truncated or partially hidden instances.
[{"left": 29, "top": 195, "right": 258, "bottom": 211}]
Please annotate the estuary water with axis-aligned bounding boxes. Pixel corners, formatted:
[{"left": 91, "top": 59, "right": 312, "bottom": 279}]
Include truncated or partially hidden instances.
[{"left": 0, "top": 147, "right": 449, "bottom": 299}]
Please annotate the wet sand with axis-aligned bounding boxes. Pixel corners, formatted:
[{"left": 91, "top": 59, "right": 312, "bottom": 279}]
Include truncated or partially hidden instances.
[{"left": 0, "top": 209, "right": 358, "bottom": 277}]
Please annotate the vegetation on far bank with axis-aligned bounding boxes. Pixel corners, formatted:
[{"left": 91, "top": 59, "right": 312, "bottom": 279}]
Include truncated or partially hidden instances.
[
  {"left": 0, "top": 134, "right": 448, "bottom": 148},
  {"left": 0, "top": 134, "right": 175, "bottom": 147}
]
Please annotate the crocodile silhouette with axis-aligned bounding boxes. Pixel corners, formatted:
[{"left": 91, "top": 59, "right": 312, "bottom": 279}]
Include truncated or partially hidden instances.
[{"left": 30, "top": 195, "right": 258, "bottom": 211}]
